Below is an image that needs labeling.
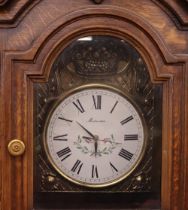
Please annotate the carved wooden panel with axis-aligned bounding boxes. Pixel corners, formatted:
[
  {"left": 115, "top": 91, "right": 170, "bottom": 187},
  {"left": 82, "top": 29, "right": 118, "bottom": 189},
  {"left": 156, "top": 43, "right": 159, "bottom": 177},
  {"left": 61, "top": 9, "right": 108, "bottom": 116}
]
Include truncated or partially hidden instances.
[{"left": 0, "top": 1, "right": 187, "bottom": 210}]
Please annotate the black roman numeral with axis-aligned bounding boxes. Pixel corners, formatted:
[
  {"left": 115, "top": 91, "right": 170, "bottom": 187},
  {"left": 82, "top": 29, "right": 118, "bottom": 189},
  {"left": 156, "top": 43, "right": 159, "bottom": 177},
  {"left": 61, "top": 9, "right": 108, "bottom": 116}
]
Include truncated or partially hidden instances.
[
  {"left": 120, "top": 116, "right": 133, "bottom": 125},
  {"left": 73, "top": 99, "right": 85, "bottom": 113},
  {"left": 110, "top": 162, "right": 118, "bottom": 172},
  {"left": 71, "top": 160, "right": 83, "bottom": 174},
  {"left": 58, "top": 116, "right": 73, "bottom": 123},
  {"left": 124, "top": 134, "right": 138, "bottom": 141},
  {"left": 53, "top": 134, "right": 68, "bottom": 141},
  {"left": 92, "top": 165, "right": 99, "bottom": 178},
  {"left": 110, "top": 101, "right": 118, "bottom": 113},
  {"left": 119, "top": 148, "right": 133, "bottom": 161},
  {"left": 92, "top": 95, "right": 102, "bottom": 109},
  {"left": 57, "top": 147, "right": 71, "bottom": 161}
]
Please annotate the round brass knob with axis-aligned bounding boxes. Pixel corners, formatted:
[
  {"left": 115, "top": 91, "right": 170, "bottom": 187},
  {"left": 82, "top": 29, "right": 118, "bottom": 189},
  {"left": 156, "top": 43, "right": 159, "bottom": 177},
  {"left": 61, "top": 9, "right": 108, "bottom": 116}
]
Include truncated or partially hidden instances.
[{"left": 8, "top": 139, "right": 25, "bottom": 156}]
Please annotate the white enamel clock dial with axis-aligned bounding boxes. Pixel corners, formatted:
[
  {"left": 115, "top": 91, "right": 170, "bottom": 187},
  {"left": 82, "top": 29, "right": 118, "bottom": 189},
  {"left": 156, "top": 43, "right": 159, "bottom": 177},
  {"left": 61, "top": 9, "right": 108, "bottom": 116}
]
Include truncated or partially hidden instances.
[{"left": 44, "top": 85, "right": 146, "bottom": 187}]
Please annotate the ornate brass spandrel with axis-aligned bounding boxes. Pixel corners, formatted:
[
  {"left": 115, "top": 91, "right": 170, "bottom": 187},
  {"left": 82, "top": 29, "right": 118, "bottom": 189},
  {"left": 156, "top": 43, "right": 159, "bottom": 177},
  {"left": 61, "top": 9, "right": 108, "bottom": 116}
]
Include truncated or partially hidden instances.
[{"left": 34, "top": 35, "right": 162, "bottom": 193}]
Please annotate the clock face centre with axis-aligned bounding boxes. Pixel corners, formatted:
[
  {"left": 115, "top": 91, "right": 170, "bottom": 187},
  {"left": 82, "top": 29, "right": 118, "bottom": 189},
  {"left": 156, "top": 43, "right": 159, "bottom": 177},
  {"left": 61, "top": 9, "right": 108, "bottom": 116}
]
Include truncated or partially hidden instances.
[{"left": 43, "top": 85, "right": 146, "bottom": 188}]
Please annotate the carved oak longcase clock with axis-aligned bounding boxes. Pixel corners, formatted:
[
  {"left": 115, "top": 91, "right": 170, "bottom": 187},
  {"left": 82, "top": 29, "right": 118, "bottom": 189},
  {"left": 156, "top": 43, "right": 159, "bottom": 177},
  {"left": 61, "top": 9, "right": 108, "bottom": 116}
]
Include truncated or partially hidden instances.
[{"left": 0, "top": 1, "right": 187, "bottom": 210}]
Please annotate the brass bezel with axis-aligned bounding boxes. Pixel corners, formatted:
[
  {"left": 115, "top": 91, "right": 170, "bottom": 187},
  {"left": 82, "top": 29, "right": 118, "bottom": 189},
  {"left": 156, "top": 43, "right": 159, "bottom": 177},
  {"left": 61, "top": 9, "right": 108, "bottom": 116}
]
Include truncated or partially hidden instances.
[{"left": 43, "top": 84, "right": 148, "bottom": 188}]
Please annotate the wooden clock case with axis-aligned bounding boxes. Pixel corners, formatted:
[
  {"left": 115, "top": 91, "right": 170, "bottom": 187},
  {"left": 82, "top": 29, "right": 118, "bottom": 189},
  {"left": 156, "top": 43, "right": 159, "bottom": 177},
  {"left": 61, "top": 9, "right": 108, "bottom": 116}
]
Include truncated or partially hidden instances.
[{"left": 0, "top": 0, "right": 187, "bottom": 210}]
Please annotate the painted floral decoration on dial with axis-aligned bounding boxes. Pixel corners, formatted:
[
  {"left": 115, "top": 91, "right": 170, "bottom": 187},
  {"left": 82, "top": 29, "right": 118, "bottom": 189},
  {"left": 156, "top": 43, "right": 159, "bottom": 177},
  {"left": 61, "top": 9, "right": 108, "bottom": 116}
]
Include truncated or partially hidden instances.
[{"left": 74, "top": 132, "right": 122, "bottom": 157}]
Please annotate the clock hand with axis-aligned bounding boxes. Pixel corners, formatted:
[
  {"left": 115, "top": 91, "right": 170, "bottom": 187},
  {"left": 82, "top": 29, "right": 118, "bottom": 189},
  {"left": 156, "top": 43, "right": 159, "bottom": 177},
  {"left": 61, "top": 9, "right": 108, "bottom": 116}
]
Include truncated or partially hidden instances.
[
  {"left": 76, "top": 121, "right": 96, "bottom": 139},
  {"left": 94, "top": 138, "right": 98, "bottom": 157},
  {"left": 82, "top": 136, "right": 93, "bottom": 143},
  {"left": 82, "top": 136, "right": 94, "bottom": 140}
]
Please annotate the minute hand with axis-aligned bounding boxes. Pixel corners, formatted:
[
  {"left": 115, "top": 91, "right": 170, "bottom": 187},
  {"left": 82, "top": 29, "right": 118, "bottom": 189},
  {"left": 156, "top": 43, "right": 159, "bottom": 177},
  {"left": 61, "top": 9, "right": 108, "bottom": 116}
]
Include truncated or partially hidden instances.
[{"left": 76, "top": 121, "right": 95, "bottom": 138}]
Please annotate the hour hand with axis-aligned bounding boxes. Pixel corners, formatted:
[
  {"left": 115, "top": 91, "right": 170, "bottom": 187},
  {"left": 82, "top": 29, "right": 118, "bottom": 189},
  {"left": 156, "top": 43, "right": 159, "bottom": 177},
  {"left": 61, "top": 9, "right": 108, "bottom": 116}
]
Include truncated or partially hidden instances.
[
  {"left": 82, "top": 136, "right": 93, "bottom": 140},
  {"left": 76, "top": 121, "right": 95, "bottom": 138},
  {"left": 94, "top": 137, "right": 98, "bottom": 157}
]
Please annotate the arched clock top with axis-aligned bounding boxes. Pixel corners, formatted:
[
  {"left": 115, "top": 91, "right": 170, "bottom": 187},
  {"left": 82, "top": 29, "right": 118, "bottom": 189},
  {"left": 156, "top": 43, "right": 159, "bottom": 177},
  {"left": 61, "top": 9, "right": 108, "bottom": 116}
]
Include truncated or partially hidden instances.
[{"left": 19, "top": 9, "right": 181, "bottom": 84}]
